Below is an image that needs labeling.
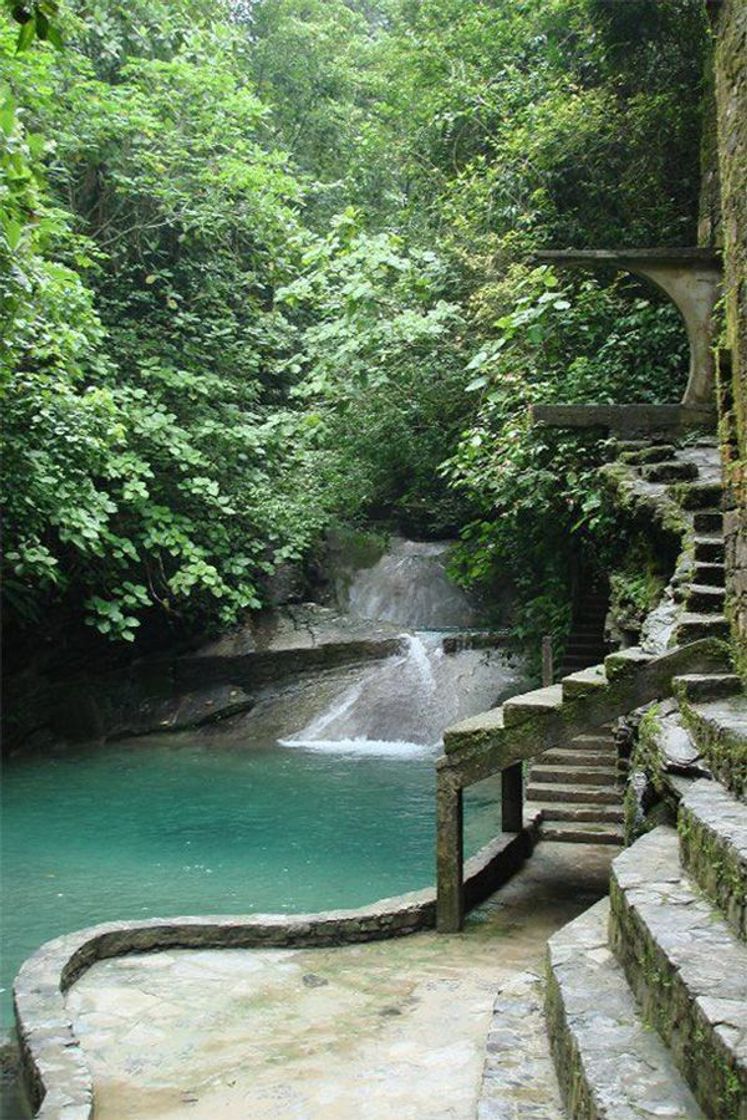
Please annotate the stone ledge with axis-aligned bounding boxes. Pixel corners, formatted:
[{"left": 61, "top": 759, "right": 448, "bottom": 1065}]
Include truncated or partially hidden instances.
[
  {"left": 531, "top": 404, "right": 715, "bottom": 435},
  {"left": 609, "top": 827, "right": 747, "bottom": 1119},
  {"left": 678, "top": 691, "right": 747, "bottom": 798},
  {"left": 679, "top": 778, "right": 747, "bottom": 940},
  {"left": 478, "top": 970, "right": 564, "bottom": 1120},
  {"left": 545, "top": 896, "right": 703, "bottom": 1120},
  {"left": 13, "top": 827, "right": 534, "bottom": 1120}
]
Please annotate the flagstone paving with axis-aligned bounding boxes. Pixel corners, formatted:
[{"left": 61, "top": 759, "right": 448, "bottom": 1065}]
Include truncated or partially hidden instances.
[{"left": 66, "top": 842, "right": 614, "bottom": 1120}]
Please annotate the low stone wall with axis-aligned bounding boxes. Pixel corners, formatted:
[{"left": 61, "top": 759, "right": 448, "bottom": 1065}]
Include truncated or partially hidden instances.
[{"left": 13, "top": 822, "right": 538, "bottom": 1119}]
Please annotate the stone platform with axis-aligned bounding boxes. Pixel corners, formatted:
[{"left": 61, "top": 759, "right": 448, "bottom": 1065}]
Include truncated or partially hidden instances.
[{"left": 52, "top": 844, "right": 614, "bottom": 1120}]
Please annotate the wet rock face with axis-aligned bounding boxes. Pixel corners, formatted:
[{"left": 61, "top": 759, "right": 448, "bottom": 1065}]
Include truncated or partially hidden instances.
[
  {"left": 345, "top": 537, "right": 485, "bottom": 630},
  {"left": 192, "top": 603, "right": 404, "bottom": 657}
]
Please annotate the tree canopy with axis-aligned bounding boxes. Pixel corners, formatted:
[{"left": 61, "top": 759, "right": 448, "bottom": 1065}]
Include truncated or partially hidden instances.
[{"left": 1, "top": 0, "right": 708, "bottom": 655}]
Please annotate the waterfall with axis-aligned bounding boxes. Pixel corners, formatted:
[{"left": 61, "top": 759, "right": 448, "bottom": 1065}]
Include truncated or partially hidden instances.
[
  {"left": 346, "top": 537, "right": 481, "bottom": 630},
  {"left": 281, "top": 539, "right": 525, "bottom": 758}
]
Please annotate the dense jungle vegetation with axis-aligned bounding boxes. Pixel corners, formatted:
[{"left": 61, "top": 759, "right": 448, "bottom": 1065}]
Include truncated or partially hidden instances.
[{"left": 1, "top": 0, "right": 707, "bottom": 658}]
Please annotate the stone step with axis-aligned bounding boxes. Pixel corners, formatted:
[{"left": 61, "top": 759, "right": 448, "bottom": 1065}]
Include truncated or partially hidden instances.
[
  {"left": 693, "top": 561, "right": 726, "bottom": 587},
  {"left": 477, "top": 971, "right": 565, "bottom": 1120},
  {"left": 674, "top": 613, "right": 730, "bottom": 644},
  {"left": 613, "top": 438, "right": 650, "bottom": 454},
  {"left": 678, "top": 692, "right": 747, "bottom": 800},
  {"left": 527, "top": 800, "right": 624, "bottom": 823},
  {"left": 640, "top": 460, "right": 699, "bottom": 483},
  {"left": 530, "top": 764, "right": 618, "bottom": 786},
  {"left": 561, "top": 664, "right": 607, "bottom": 699},
  {"left": 539, "top": 821, "right": 623, "bottom": 845},
  {"left": 672, "top": 672, "right": 743, "bottom": 704},
  {"left": 609, "top": 828, "right": 747, "bottom": 1119},
  {"left": 502, "top": 684, "right": 564, "bottom": 728},
  {"left": 693, "top": 535, "right": 725, "bottom": 564},
  {"left": 678, "top": 778, "right": 747, "bottom": 940},
  {"left": 525, "top": 782, "right": 621, "bottom": 805},
  {"left": 693, "top": 510, "right": 723, "bottom": 534},
  {"left": 542, "top": 747, "right": 617, "bottom": 767},
  {"left": 572, "top": 732, "right": 617, "bottom": 749},
  {"left": 619, "top": 443, "right": 678, "bottom": 465},
  {"left": 442, "top": 703, "right": 504, "bottom": 754},
  {"left": 684, "top": 583, "right": 726, "bottom": 612},
  {"left": 676, "top": 481, "right": 723, "bottom": 511},
  {"left": 546, "top": 897, "right": 705, "bottom": 1120},
  {"left": 603, "top": 646, "right": 654, "bottom": 681}
]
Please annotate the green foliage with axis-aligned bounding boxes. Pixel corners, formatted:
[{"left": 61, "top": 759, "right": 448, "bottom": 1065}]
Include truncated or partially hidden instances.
[
  {"left": 1, "top": 0, "right": 709, "bottom": 653},
  {"left": 608, "top": 538, "right": 668, "bottom": 639},
  {"left": 3, "top": 0, "right": 62, "bottom": 51},
  {"left": 277, "top": 213, "right": 474, "bottom": 534},
  {"left": 1, "top": 13, "right": 335, "bottom": 641},
  {"left": 442, "top": 265, "right": 687, "bottom": 650}
]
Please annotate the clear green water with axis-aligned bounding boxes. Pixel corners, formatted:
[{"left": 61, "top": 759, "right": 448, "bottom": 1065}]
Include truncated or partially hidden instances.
[{"left": 0, "top": 738, "right": 500, "bottom": 1027}]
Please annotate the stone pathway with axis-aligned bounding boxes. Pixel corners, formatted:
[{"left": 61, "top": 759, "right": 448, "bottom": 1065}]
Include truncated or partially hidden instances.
[{"left": 61, "top": 843, "right": 613, "bottom": 1120}]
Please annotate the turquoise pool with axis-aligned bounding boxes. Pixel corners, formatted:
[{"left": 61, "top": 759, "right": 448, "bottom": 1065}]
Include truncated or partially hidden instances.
[{"left": 1, "top": 735, "right": 501, "bottom": 1028}]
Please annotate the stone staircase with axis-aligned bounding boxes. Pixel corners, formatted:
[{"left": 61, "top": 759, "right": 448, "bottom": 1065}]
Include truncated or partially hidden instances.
[
  {"left": 545, "top": 774, "right": 747, "bottom": 1119},
  {"left": 610, "top": 440, "right": 729, "bottom": 647},
  {"left": 526, "top": 727, "right": 624, "bottom": 845},
  {"left": 557, "top": 586, "right": 611, "bottom": 676},
  {"left": 525, "top": 586, "right": 624, "bottom": 846},
  {"left": 524, "top": 439, "right": 730, "bottom": 848},
  {"left": 438, "top": 437, "right": 736, "bottom": 931}
]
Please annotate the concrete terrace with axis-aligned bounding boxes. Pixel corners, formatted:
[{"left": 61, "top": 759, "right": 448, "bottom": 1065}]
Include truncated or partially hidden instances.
[{"left": 62, "top": 843, "right": 613, "bottom": 1120}]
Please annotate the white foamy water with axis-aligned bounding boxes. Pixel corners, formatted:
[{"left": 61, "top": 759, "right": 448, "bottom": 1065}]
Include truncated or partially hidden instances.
[
  {"left": 280, "top": 537, "right": 526, "bottom": 759},
  {"left": 279, "top": 737, "right": 433, "bottom": 759},
  {"left": 281, "top": 633, "right": 524, "bottom": 756}
]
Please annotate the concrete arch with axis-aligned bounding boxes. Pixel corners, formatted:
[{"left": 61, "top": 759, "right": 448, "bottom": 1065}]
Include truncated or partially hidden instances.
[{"left": 535, "top": 249, "right": 722, "bottom": 407}]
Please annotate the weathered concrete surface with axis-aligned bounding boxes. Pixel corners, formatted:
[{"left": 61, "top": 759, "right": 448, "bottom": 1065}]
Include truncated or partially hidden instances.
[
  {"left": 679, "top": 690, "right": 747, "bottom": 797},
  {"left": 65, "top": 843, "right": 613, "bottom": 1120},
  {"left": 546, "top": 897, "right": 704, "bottom": 1120},
  {"left": 679, "top": 777, "right": 747, "bottom": 940},
  {"left": 711, "top": 0, "right": 747, "bottom": 676},
  {"left": 531, "top": 403, "right": 715, "bottom": 434},
  {"left": 610, "top": 827, "right": 747, "bottom": 1120}
]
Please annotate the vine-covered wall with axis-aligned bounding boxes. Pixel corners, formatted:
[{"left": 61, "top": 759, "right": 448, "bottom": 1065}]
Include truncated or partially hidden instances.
[{"left": 710, "top": 0, "right": 747, "bottom": 673}]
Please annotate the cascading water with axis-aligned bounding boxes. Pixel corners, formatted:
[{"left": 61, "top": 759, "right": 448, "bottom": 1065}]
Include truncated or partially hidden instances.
[
  {"left": 282, "top": 538, "right": 524, "bottom": 757},
  {"left": 346, "top": 537, "right": 481, "bottom": 630}
]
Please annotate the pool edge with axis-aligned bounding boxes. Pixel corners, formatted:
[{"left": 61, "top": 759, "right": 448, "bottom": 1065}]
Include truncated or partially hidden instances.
[{"left": 13, "top": 817, "right": 540, "bottom": 1119}]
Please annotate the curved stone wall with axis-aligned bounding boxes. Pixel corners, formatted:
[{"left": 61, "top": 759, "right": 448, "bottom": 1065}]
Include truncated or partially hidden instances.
[{"left": 13, "top": 826, "right": 536, "bottom": 1119}]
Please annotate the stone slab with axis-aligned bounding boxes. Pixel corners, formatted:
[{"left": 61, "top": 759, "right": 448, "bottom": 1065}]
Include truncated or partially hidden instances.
[
  {"left": 609, "top": 827, "right": 747, "bottom": 1119},
  {"left": 680, "top": 692, "right": 747, "bottom": 798},
  {"left": 531, "top": 405, "right": 715, "bottom": 433},
  {"left": 679, "top": 777, "right": 747, "bottom": 939},
  {"left": 546, "top": 897, "right": 704, "bottom": 1120}
]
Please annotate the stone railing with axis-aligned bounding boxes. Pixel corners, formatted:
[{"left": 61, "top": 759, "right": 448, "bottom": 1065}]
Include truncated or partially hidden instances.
[{"left": 435, "top": 639, "right": 728, "bottom": 932}]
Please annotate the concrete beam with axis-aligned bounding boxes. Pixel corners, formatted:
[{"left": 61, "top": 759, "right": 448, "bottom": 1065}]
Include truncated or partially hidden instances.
[{"left": 531, "top": 403, "right": 715, "bottom": 435}]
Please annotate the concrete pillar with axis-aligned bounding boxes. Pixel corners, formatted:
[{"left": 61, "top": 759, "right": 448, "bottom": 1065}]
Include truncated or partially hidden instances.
[
  {"left": 501, "top": 762, "right": 524, "bottom": 833},
  {"left": 436, "top": 771, "right": 464, "bottom": 933},
  {"left": 631, "top": 263, "right": 722, "bottom": 407}
]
